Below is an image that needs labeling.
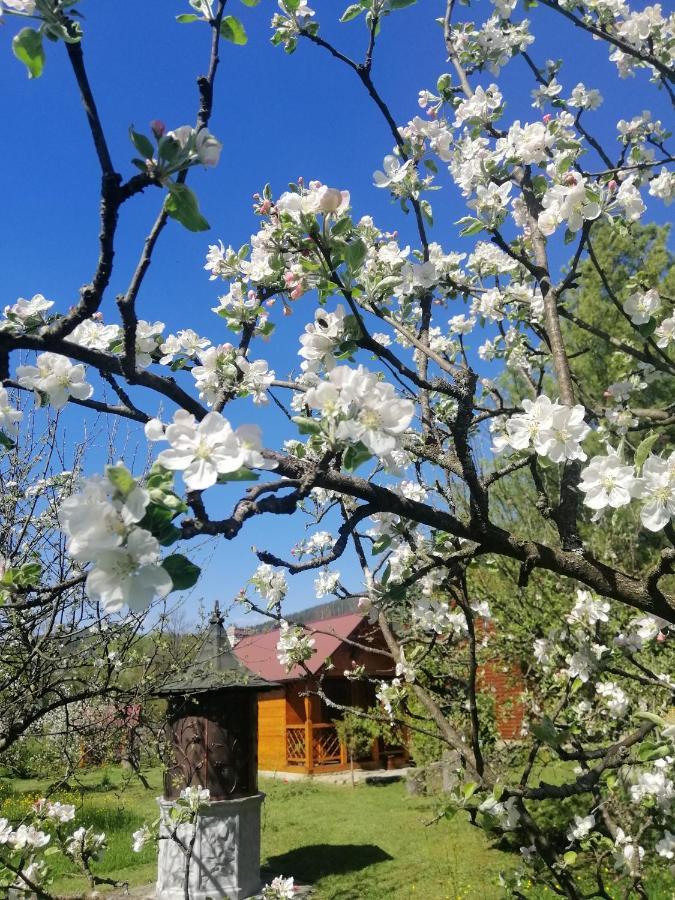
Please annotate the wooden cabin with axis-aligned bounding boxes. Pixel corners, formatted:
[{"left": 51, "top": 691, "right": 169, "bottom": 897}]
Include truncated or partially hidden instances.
[
  {"left": 231, "top": 600, "right": 525, "bottom": 775},
  {"left": 232, "top": 606, "right": 409, "bottom": 775}
]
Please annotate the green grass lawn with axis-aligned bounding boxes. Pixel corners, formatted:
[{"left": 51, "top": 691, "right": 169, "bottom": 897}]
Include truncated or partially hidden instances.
[
  {"left": 1, "top": 765, "right": 516, "bottom": 899},
  {"left": 0, "top": 767, "right": 672, "bottom": 899}
]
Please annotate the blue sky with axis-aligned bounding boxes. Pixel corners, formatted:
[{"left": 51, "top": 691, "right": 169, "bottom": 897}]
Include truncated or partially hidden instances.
[{"left": 2, "top": 0, "right": 672, "bottom": 623}]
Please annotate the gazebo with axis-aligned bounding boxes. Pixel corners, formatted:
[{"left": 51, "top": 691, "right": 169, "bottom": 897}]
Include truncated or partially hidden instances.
[{"left": 155, "top": 603, "right": 277, "bottom": 900}]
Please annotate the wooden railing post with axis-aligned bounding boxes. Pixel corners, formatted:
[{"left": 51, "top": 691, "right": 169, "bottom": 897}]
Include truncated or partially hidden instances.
[{"left": 304, "top": 695, "right": 314, "bottom": 774}]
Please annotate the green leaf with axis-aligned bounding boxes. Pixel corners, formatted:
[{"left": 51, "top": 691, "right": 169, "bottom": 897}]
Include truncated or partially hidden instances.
[
  {"left": 531, "top": 716, "right": 560, "bottom": 748},
  {"left": 343, "top": 444, "right": 372, "bottom": 472},
  {"left": 457, "top": 217, "right": 484, "bottom": 237},
  {"left": 176, "top": 13, "right": 201, "bottom": 22},
  {"left": 106, "top": 463, "right": 136, "bottom": 497},
  {"left": 563, "top": 851, "right": 577, "bottom": 867},
  {"left": 340, "top": 3, "right": 363, "bottom": 21},
  {"left": 240, "top": 0, "right": 260, "bottom": 5},
  {"left": 13, "top": 28, "right": 45, "bottom": 79},
  {"left": 463, "top": 782, "right": 478, "bottom": 801},
  {"left": 0, "top": 430, "right": 16, "bottom": 451},
  {"left": 634, "top": 432, "right": 659, "bottom": 470},
  {"left": 291, "top": 415, "right": 321, "bottom": 435},
  {"left": 420, "top": 199, "right": 433, "bottom": 226},
  {"left": 129, "top": 127, "right": 154, "bottom": 160},
  {"left": 389, "top": 0, "right": 417, "bottom": 7},
  {"left": 344, "top": 238, "right": 367, "bottom": 272},
  {"left": 162, "top": 554, "right": 201, "bottom": 591},
  {"left": 141, "top": 504, "right": 182, "bottom": 546},
  {"left": 372, "top": 536, "right": 392, "bottom": 555},
  {"left": 165, "top": 184, "right": 210, "bottom": 232},
  {"left": 220, "top": 15, "right": 248, "bottom": 45},
  {"left": 216, "top": 468, "right": 260, "bottom": 482},
  {"left": 284, "top": 0, "right": 301, "bottom": 10}
]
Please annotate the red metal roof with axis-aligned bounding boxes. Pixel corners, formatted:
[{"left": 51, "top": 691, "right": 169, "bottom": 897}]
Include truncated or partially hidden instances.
[{"left": 232, "top": 613, "right": 365, "bottom": 682}]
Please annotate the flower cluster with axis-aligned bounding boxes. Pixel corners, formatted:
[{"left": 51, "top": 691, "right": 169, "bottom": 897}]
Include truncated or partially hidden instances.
[
  {"left": 145, "top": 410, "right": 273, "bottom": 491},
  {"left": 302, "top": 364, "right": 414, "bottom": 459},
  {"left": 497, "top": 395, "right": 590, "bottom": 463},
  {"left": 59, "top": 464, "right": 173, "bottom": 612},
  {"left": 17, "top": 352, "right": 93, "bottom": 410},
  {"left": 251, "top": 563, "right": 288, "bottom": 607},
  {"left": 276, "top": 620, "right": 316, "bottom": 670}
]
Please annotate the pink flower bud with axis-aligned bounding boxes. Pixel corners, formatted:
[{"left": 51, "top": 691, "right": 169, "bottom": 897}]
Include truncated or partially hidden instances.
[
  {"left": 607, "top": 179, "right": 618, "bottom": 193},
  {"left": 657, "top": 631, "right": 667, "bottom": 643},
  {"left": 150, "top": 119, "right": 166, "bottom": 138},
  {"left": 564, "top": 174, "right": 578, "bottom": 186},
  {"left": 427, "top": 107, "right": 437, "bottom": 119},
  {"left": 259, "top": 199, "right": 272, "bottom": 214},
  {"left": 283, "top": 303, "right": 293, "bottom": 316},
  {"left": 283, "top": 272, "right": 296, "bottom": 287},
  {"left": 542, "top": 114, "right": 552, "bottom": 124},
  {"left": 290, "top": 285, "right": 304, "bottom": 300}
]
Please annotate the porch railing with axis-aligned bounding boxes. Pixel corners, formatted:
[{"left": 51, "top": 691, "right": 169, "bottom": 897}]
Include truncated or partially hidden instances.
[{"left": 285, "top": 723, "right": 344, "bottom": 769}]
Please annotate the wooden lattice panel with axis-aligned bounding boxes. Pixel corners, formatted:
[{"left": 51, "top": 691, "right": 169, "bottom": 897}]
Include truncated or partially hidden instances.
[
  {"left": 312, "top": 725, "right": 341, "bottom": 764},
  {"left": 286, "top": 726, "right": 306, "bottom": 763}
]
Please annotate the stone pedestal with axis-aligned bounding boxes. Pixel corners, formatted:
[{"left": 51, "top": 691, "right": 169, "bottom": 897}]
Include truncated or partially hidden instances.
[{"left": 156, "top": 793, "right": 264, "bottom": 900}]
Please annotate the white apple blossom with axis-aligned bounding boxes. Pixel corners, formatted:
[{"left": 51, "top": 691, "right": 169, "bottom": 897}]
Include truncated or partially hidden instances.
[
  {"left": 159, "top": 329, "right": 211, "bottom": 365},
  {"left": 132, "top": 825, "right": 151, "bottom": 853},
  {"left": 614, "top": 175, "right": 645, "bottom": 222},
  {"left": 262, "top": 875, "right": 295, "bottom": 900},
  {"left": 298, "top": 305, "right": 347, "bottom": 372},
  {"left": 251, "top": 563, "right": 288, "bottom": 606},
  {"left": 44, "top": 801, "right": 76, "bottom": 823},
  {"left": 654, "top": 313, "right": 675, "bottom": 348},
  {"left": 376, "top": 678, "right": 404, "bottom": 719},
  {"left": 2, "top": 293, "right": 53, "bottom": 329},
  {"left": 191, "top": 343, "right": 239, "bottom": 404},
  {"left": 0, "top": 387, "right": 22, "bottom": 436},
  {"left": 1, "top": 0, "right": 37, "bottom": 13},
  {"left": 538, "top": 177, "right": 602, "bottom": 236},
  {"left": 373, "top": 155, "right": 414, "bottom": 190},
  {"left": 304, "top": 365, "right": 414, "bottom": 458},
  {"left": 567, "top": 590, "right": 610, "bottom": 627},
  {"left": 180, "top": 786, "right": 211, "bottom": 811},
  {"left": 276, "top": 620, "right": 315, "bottom": 670},
  {"left": 454, "top": 84, "right": 502, "bottom": 127},
  {"left": 656, "top": 831, "right": 675, "bottom": 859},
  {"left": 70, "top": 318, "right": 122, "bottom": 351},
  {"left": 579, "top": 452, "right": 640, "bottom": 512},
  {"left": 0, "top": 819, "right": 12, "bottom": 844},
  {"left": 503, "top": 395, "right": 590, "bottom": 463},
  {"left": 195, "top": 128, "right": 222, "bottom": 167},
  {"left": 568, "top": 83, "right": 603, "bottom": 109},
  {"left": 149, "top": 409, "right": 270, "bottom": 491},
  {"left": 567, "top": 814, "right": 595, "bottom": 842},
  {"left": 314, "top": 569, "right": 340, "bottom": 598},
  {"left": 134, "top": 320, "right": 165, "bottom": 368},
  {"left": 85, "top": 527, "right": 172, "bottom": 613},
  {"left": 649, "top": 167, "right": 675, "bottom": 205},
  {"left": 9, "top": 825, "right": 50, "bottom": 849},
  {"left": 595, "top": 681, "right": 629, "bottom": 718},
  {"left": 639, "top": 452, "right": 675, "bottom": 531},
  {"left": 235, "top": 356, "right": 275, "bottom": 404},
  {"left": 622, "top": 288, "right": 661, "bottom": 325},
  {"left": 16, "top": 352, "right": 93, "bottom": 409}
]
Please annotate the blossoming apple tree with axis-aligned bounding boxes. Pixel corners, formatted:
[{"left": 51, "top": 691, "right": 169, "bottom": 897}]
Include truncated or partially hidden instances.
[{"left": 1, "top": 0, "right": 675, "bottom": 895}]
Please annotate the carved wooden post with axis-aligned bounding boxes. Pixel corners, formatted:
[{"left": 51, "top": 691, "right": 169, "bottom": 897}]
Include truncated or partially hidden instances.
[{"left": 304, "top": 694, "right": 313, "bottom": 774}]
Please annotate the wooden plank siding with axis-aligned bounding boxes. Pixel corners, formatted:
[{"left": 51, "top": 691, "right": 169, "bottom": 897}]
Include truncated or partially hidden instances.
[{"left": 257, "top": 688, "right": 287, "bottom": 770}]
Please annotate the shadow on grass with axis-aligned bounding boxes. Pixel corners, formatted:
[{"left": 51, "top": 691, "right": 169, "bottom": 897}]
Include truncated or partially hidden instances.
[{"left": 265, "top": 843, "right": 393, "bottom": 883}]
